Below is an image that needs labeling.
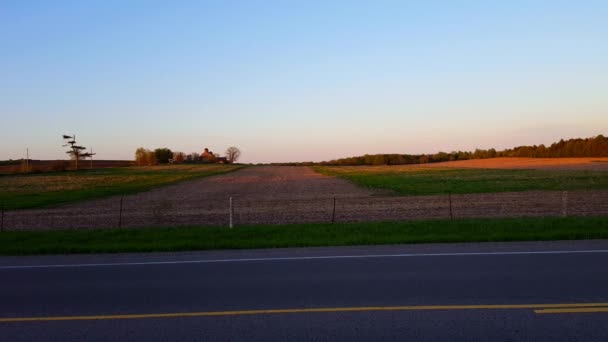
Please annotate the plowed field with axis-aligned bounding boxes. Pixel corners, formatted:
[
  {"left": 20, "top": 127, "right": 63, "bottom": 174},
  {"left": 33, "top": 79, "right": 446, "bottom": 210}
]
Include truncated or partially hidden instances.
[{"left": 3, "top": 165, "right": 608, "bottom": 230}]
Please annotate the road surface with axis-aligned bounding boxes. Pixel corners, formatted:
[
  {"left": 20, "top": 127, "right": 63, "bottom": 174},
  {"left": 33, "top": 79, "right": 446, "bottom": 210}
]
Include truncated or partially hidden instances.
[{"left": 1, "top": 240, "right": 608, "bottom": 341}]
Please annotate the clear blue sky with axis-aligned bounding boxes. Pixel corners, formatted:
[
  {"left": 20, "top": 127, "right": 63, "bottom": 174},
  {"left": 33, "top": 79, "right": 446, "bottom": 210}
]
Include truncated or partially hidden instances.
[{"left": 1, "top": 1, "right": 607, "bottom": 163}]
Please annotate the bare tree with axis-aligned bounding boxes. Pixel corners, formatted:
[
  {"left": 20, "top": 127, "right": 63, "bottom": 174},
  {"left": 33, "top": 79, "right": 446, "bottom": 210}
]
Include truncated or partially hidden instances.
[
  {"left": 63, "top": 134, "right": 93, "bottom": 170},
  {"left": 187, "top": 152, "right": 200, "bottom": 162},
  {"left": 225, "top": 146, "right": 241, "bottom": 163}
]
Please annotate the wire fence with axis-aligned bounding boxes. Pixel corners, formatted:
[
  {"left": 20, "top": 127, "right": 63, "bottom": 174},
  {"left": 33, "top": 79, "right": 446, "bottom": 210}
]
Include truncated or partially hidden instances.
[{"left": 2, "top": 190, "right": 608, "bottom": 231}]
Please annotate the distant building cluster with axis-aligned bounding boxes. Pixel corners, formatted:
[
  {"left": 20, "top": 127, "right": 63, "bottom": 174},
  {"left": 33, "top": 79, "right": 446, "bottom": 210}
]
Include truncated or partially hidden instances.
[
  {"left": 135, "top": 146, "right": 234, "bottom": 166},
  {"left": 200, "top": 148, "right": 227, "bottom": 164}
]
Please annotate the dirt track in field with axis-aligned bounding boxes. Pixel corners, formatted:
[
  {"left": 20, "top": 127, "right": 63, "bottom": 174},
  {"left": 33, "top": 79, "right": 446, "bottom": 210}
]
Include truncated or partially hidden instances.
[{"left": 4, "top": 166, "right": 608, "bottom": 230}]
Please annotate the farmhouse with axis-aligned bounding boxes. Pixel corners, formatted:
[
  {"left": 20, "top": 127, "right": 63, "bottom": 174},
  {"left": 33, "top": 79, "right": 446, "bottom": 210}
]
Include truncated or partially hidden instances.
[
  {"left": 201, "top": 148, "right": 213, "bottom": 161},
  {"left": 201, "top": 148, "right": 228, "bottom": 164}
]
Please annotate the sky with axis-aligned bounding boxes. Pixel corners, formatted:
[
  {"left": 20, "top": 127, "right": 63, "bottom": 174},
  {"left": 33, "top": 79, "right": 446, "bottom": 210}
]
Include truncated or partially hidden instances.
[{"left": 1, "top": 1, "right": 607, "bottom": 163}]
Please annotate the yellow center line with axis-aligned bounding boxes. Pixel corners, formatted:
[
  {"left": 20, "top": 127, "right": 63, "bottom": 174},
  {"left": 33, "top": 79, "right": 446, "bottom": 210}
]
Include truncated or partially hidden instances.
[
  {"left": 2, "top": 303, "right": 608, "bottom": 322},
  {"left": 535, "top": 307, "right": 608, "bottom": 314}
]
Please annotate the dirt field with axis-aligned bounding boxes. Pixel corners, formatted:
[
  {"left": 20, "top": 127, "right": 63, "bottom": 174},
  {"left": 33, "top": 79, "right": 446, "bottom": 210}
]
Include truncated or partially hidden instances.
[
  {"left": 0, "top": 160, "right": 133, "bottom": 174},
  {"left": 428, "top": 157, "right": 608, "bottom": 170},
  {"left": 3, "top": 166, "right": 608, "bottom": 231}
]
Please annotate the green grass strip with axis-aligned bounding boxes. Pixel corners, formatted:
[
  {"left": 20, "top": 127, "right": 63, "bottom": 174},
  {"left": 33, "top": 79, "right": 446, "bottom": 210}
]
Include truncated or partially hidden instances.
[
  {"left": 314, "top": 166, "right": 608, "bottom": 195},
  {"left": 0, "top": 165, "right": 244, "bottom": 210},
  {"left": 1, "top": 216, "right": 607, "bottom": 255}
]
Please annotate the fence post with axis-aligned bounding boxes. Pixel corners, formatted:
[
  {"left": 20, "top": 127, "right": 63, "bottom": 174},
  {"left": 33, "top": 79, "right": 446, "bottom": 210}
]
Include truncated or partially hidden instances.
[
  {"left": 331, "top": 197, "right": 336, "bottom": 224},
  {"left": 561, "top": 191, "right": 568, "bottom": 217},
  {"left": 448, "top": 192, "right": 454, "bottom": 221},
  {"left": 229, "top": 196, "right": 234, "bottom": 229},
  {"left": 118, "top": 196, "right": 124, "bottom": 228}
]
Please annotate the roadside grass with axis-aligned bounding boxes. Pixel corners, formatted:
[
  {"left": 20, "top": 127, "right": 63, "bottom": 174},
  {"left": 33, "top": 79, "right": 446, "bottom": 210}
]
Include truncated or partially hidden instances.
[
  {"left": 313, "top": 166, "right": 608, "bottom": 195},
  {"left": 0, "top": 164, "right": 243, "bottom": 210},
  {"left": 1, "top": 216, "right": 607, "bottom": 255}
]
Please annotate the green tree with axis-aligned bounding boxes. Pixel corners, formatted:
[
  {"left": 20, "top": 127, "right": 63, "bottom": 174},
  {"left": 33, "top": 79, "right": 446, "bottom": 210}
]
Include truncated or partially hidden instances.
[{"left": 154, "top": 148, "right": 173, "bottom": 164}]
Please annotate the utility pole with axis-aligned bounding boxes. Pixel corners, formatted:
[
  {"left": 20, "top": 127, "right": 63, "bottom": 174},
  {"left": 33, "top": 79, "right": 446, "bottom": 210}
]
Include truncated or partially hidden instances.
[
  {"left": 74, "top": 135, "right": 78, "bottom": 170},
  {"left": 229, "top": 196, "right": 233, "bottom": 229}
]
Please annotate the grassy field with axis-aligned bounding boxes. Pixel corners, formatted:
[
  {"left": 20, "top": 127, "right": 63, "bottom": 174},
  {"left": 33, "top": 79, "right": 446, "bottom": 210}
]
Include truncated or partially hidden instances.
[
  {"left": 313, "top": 166, "right": 608, "bottom": 195},
  {"left": 1, "top": 217, "right": 607, "bottom": 255},
  {"left": 0, "top": 164, "right": 243, "bottom": 210}
]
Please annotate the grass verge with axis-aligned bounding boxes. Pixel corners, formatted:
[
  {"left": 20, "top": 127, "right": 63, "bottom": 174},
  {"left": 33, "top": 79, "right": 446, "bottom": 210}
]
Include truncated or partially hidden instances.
[
  {"left": 314, "top": 166, "right": 608, "bottom": 195},
  {"left": 1, "top": 216, "right": 607, "bottom": 255},
  {"left": 0, "top": 164, "right": 243, "bottom": 210}
]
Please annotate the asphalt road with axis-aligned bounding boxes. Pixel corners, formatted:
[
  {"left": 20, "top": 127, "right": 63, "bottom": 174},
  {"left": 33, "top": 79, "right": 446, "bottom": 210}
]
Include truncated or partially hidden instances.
[{"left": 1, "top": 240, "right": 608, "bottom": 341}]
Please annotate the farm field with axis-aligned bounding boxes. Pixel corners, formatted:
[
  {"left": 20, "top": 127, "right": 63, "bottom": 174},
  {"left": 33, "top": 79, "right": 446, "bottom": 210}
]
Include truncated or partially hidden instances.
[
  {"left": 427, "top": 157, "right": 608, "bottom": 170},
  {"left": 0, "top": 159, "right": 134, "bottom": 174},
  {"left": 0, "top": 164, "right": 241, "bottom": 210},
  {"left": 2, "top": 164, "right": 608, "bottom": 231},
  {"left": 314, "top": 159, "right": 608, "bottom": 196}
]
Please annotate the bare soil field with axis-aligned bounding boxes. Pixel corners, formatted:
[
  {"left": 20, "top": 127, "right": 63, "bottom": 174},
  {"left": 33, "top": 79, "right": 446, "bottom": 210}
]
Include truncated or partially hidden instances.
[
  {"left": 428, "top": 157, "right": 608, "bottom": 170},
  {"left": 3, "top": 166, "right": 608, "bottom": 231},
  {"left": 0, "top": 160, "right": 133, "bottom": 174}
]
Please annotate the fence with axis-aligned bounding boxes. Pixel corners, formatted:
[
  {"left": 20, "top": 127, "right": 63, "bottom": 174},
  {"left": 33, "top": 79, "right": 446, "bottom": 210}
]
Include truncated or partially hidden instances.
[{"left": 1, "top": 190, "right": 608, "bottom": 231}]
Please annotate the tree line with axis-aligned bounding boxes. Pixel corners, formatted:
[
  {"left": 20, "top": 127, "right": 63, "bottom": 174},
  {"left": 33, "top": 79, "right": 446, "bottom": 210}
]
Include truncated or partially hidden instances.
[
  {"left": 134, "top": 146, "right": 240, "bottom": 165},
  {"left": 319, "top": 135, "right": 608, "bottom": 166}
]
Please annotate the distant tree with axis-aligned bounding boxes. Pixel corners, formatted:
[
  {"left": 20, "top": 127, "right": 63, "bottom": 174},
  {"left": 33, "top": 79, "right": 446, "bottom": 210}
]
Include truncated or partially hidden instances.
[
  {"left": 387, "top": 154, "right": 406, "bottom": 165},
  {"left": 154, "top": 148, "right": 173, "bottom": 164},
  {"left": 319, "top": 135, "right": 608, "bottom": 166},
  {"left": 225, "top": 146, "right": 241, "bottom": 163},
  {"left": 372, "top": 155, "right": 386, "bottom": 165},
  {"left": 363, "top": 154, "right": 375, "bottom": 165},
  {"left": 145, "top": 150, "right": 156, "bottom": 165},
  {"left": 185, "top": 152, "right": 200, "bottom": 163},
  {"left": 434, "top": 152, "right": 450, "bottom": 162},
  {"left": 173, "top": 152, "right": 185, "bottom": 163},
  {"left": 487, "top": 148, "right": 497, "bottom": 158},
  {"left": 135, "top": 147, "right": 147, "bottom": 166},
  {"left": 190, "top": 152, "right": 200, "bottom": 162},
  {"left": 135, "top": 147, "right": 157, "bottom": 166},
  {"left": 62, "top": 134, "right": 93, "bottom": 170}
]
